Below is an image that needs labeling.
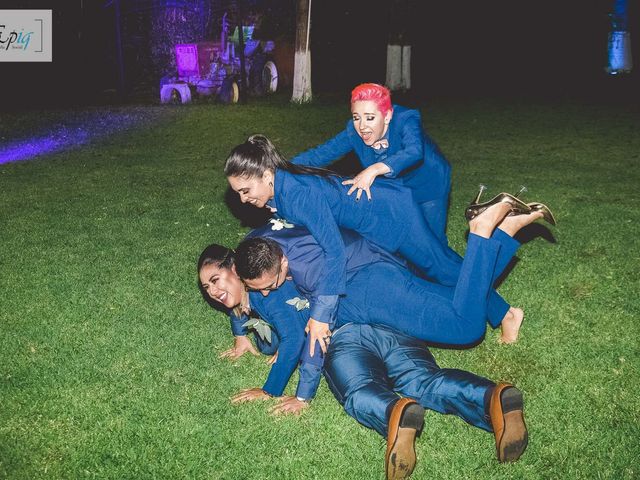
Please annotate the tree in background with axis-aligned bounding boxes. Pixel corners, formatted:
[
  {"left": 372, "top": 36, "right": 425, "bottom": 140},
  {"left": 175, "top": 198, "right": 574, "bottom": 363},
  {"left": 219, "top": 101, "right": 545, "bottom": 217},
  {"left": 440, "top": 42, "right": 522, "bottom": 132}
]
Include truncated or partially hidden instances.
[
  {"left": 386, "top": 0, "right": 411, "bottom": 91},
  {"left": 291, "top": 0, "right": 312, "bottom": 103}
]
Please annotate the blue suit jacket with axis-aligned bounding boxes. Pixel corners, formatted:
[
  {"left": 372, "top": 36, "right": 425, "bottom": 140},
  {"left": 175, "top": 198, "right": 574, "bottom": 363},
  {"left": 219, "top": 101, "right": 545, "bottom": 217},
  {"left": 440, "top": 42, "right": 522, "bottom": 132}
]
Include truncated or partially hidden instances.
[
  {"left": 247, "top": 222, "right": 398, "bottom": 322},
  {"left": 229, "top": 275, "right": 318, "bottom": 399},
  {"left": 270, "top": 170, "right": 422, "bottom": 316},
  {"left": 291, "top": 105, "right": 451, "bottom": 203},
  {"left": 230, "top": 223, "right": 402, "bottom": 400},
  {"left": 247, "top": 280, "right": 312, "bottom": 398}
]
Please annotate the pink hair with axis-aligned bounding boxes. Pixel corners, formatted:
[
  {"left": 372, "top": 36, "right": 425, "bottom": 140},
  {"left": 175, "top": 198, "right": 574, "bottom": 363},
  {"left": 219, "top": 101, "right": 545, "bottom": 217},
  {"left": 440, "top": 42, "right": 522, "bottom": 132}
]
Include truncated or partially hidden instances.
[{"left": 350, "top": 83, "right": 392, "bottom": 116}]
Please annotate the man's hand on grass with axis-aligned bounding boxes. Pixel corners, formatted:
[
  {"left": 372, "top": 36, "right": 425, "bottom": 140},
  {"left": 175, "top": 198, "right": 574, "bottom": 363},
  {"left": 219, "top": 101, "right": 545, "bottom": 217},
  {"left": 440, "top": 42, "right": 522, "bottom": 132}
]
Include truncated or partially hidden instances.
[{"left": 269, "top": 396, "right": 309, "bottom": 416}]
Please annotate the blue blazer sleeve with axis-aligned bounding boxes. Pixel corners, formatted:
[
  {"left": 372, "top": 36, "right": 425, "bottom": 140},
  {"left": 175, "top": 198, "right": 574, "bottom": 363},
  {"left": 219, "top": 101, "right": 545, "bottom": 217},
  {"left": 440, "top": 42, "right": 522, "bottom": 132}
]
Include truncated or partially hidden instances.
[
  {"left": 279, "top": 187, "right": 347, "bottom": 321},
  {"left": 254, "top": 288, "right": 325, "bottom": 400},
  {"left": 229, "top": 310, "right": 249, "bottom": 336},
  {"left": 382, "top": 109, "right": 425, "bottom": 178},
  {"left": 290, "top": 128, "right": 354, "bottom": 167},
  {"left": 309, "top": 294, "right": 339, "bottom": 326},
  {"left": 296, "top": 334, "right": 324, "bottom": 400},
  {"left": 249, "top": 288, "right": 307, "bottom": 397}
]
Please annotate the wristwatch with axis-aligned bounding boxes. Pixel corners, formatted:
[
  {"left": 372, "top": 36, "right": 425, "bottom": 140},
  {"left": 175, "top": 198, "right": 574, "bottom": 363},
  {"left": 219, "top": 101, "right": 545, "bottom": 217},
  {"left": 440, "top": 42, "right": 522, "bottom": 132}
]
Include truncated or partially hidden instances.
[{"left": 296, "top": 396, "right": 309, "bottom": 403}]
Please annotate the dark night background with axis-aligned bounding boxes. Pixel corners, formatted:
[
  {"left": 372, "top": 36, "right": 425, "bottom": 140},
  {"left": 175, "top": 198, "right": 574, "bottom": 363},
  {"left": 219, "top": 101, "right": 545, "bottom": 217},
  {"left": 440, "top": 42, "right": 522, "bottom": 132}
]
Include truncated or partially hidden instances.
[{"left": 0, "top": 0, "right": 638, "bottom": 110}]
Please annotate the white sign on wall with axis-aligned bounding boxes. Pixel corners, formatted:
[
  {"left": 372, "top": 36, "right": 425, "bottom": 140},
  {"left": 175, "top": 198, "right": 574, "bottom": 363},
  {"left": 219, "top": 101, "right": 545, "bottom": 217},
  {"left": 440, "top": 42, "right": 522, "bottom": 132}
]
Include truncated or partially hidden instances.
[{"left": 0, "top": 10, "right": 52, "bottom": 62}]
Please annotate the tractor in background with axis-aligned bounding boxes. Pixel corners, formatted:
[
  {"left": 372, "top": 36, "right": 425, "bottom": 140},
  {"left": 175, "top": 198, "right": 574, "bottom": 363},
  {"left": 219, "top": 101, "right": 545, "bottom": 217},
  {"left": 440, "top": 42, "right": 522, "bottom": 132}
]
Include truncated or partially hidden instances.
[{"left": 160, "top": 13, "right": 278, "bottom": 104}]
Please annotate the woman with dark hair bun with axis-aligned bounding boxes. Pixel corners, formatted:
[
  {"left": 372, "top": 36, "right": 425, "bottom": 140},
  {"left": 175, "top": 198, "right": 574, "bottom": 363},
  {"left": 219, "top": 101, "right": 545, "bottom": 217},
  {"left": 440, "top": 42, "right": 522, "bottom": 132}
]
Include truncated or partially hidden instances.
[
  {"left": 198, "top": 241, "right": 321, "bottom": 414},
  {"left": 198, "top": 243, "right": 278, "bottom": 360}
]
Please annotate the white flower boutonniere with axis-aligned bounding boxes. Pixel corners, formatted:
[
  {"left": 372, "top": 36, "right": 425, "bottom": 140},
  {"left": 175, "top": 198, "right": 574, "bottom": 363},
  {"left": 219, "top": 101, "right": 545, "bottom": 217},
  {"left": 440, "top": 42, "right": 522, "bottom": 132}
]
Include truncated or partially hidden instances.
[
  {"left": 286, "top": 297, "right": 310, "bottom": 311},
  {"left": 242, "top": 318, "right": 273, "bottom": 343},
  {"left": 269, "top": 218, "right": 294, "bottom": 230}
]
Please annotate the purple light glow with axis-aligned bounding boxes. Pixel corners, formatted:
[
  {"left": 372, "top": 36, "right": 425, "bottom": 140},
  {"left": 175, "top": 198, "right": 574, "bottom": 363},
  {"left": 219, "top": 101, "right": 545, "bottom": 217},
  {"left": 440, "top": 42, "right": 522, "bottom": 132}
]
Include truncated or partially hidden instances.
[
  {"left": 0, "top": 111, "right": 153, "bottom": 165},
  {"left": 0, "top": 127, "right": 90, "bottom": 164}
]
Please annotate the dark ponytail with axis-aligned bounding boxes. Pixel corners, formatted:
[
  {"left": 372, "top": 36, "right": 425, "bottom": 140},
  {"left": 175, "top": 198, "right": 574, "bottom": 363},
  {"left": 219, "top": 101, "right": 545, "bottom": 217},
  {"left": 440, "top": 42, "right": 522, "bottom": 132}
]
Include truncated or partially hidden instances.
[{"left": 224, "top": 134, "right": 337, "bottom": 179}]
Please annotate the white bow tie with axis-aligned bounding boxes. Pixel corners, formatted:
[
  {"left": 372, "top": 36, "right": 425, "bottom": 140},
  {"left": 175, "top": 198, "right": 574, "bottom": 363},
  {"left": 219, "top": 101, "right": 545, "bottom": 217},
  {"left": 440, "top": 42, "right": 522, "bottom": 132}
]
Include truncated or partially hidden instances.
[{"left": 372, "top": 139, "right": 389, "bottom": 150}]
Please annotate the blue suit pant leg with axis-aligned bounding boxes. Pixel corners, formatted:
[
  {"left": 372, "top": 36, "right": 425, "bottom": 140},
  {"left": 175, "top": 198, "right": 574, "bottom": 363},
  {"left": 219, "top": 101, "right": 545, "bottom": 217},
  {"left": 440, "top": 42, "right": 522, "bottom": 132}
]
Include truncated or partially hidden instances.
[
  {"left": 485, "top": 228, "right": 521, "bottom": 327},
  {"left": 398, "top": 218, "right": 514, "bottom": 330},
  {"left": 324, "top": 324, "right": 399, "bottom": 437},
  {"left": 459, "top": 229, "right": 520, "bottom": 329},
  {"left": 345, "top": 234, "right": 503, "bottom": 345},
  {"left": 448, "top": 232, "right": 519, "bottom": 335},
  {"left": 324, "top": 324, "right": 494, "bottom": 438},
  {"left": 374, "top": 326, "right": 494, "bottom": 431},
  {"left": 491, "top": 228, "right": 520, "bottom": 277},
  {"left": 418, "top": 195, "right": 449, "bottom": 248}
]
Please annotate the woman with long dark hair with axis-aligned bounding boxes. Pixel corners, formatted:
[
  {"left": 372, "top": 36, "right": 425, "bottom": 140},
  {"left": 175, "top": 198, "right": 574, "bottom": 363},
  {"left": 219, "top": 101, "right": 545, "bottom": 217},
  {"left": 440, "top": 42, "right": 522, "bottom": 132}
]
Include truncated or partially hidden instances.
[{"left": 224, "top": 134, "right": 554, "bottom": 351}]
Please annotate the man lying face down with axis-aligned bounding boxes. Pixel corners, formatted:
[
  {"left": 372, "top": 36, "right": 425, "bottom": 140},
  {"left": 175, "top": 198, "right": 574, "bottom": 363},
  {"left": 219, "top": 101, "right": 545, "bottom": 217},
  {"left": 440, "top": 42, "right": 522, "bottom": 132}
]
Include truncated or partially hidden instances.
[{"left": 228, "top": 224, "right": 528, "bottom": 479}]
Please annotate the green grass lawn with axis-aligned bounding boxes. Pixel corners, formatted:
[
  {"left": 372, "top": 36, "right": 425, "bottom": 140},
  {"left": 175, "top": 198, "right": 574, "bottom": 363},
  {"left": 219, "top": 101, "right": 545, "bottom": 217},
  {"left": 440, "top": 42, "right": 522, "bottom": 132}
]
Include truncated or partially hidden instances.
[{"left": 1, "top": 94, "right": 639, "bottom": 479}]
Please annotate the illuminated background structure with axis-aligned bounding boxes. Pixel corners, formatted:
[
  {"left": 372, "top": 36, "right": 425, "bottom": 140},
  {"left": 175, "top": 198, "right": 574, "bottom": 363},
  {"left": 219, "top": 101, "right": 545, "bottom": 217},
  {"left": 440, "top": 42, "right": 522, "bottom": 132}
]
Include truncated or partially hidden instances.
[
  {"left": 606, "top": 0, "right": 633, "bottom": 74},
  {"left": 0, "top": 0, "right": 637, "bottom": 110}
]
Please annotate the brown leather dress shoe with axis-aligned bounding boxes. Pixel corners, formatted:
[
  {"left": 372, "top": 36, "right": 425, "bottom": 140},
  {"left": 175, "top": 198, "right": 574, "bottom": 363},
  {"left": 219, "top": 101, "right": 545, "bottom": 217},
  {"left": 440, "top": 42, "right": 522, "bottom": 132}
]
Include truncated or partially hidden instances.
[
  {"left": 385, "top": 398, "right": 425, "bottom": 480},
  {"left": 490, "top": 383, "right": 528, "bottom": 462}
]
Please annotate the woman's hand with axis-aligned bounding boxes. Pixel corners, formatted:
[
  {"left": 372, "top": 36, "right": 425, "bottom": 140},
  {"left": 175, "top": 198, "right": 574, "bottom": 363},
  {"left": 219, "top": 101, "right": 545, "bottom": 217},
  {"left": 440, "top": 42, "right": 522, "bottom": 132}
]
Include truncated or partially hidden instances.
[
  {"left": 231, "top": 388, "right": 271, "bottom": 404},
  {"left": 266, "top": 350, "right": 279, "bottom": 365},
  {"left": 219, "top": 335, "right": 259, "bottom": 361},
  {"left": 269, "top": 396, "right": 309, "bottom": 416},
  {"left": 305, "top": 318, "right": 331, "bottom": 357},
  {"left": 342, "top": 162, "right": 391, "bottom": 201}
]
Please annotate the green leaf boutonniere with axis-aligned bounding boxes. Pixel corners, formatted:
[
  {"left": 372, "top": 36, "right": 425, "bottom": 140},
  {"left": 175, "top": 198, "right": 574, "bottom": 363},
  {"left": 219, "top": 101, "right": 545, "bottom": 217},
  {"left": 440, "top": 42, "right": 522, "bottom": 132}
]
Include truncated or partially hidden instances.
[
  {"left": 242, "top": 318, "right": 273, "bottom": 343},
  {"left": 286, "top": 297, "right": 310, "bottom": 311}
]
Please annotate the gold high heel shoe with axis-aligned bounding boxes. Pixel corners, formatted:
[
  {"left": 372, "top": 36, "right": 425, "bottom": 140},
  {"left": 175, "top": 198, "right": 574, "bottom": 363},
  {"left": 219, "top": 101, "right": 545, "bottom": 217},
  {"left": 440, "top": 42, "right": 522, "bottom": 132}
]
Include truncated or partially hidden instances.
[
  {"left": 527, "top": 202, "right": 556, "bottom": 226},
  {"left": 465, "top": 185, "right": 532, "bottom": 221}
]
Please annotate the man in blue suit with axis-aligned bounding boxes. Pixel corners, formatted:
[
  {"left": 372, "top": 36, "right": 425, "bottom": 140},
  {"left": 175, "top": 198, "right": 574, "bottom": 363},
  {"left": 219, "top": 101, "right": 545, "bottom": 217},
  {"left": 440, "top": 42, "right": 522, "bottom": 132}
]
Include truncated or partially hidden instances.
[
  {"left": 231, "top": 216, "right": 529, "bottom": 477},
  {"left": 230, "top": 221, "right": 402, "bottom": 405},
  {"left": 237, "top": 207, "right": 524, "bottom": 358},
  {"left": 325, "top": 323, "right": 527, "bottom": 478}
]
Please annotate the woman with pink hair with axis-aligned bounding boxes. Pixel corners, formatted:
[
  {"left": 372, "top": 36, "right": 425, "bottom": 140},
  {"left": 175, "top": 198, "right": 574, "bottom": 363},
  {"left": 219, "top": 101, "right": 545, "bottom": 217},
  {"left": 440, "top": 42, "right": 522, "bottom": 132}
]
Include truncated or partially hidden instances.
[
  {"left": 291, "top": 82, "right": 451, "bottom": 244},
  {"left": 290, "top": 83, "right": 530, "bottom": 342}
]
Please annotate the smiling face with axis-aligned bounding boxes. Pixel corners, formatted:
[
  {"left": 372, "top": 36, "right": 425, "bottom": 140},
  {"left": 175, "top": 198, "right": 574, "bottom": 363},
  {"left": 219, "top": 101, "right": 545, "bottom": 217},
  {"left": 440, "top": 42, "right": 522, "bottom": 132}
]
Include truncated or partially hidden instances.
[
  {"left": 227, "top": 171, "right": 274, "bottom": 208},
  {"left": 242, "top": 256, "right": 288, "bottom": 297},
  {"left": 351, "top": 100, "right": 393, "bottom": 146},
  {"left": 199, "top": 263, "right": 245, "bottom": 309}
]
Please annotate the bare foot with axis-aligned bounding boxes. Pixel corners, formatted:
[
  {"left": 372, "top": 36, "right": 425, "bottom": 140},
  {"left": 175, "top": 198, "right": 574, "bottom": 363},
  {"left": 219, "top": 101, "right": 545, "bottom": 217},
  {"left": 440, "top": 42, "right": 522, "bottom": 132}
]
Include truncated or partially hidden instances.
[
  {"left": 498, "top": 211, "right": 544, "bottom": 237},
  {"left": 469, "top": 202, "right": 512, "bottom": 238},
  {"left": 499, "top": 307, "right": 524, "bottom": 344}
]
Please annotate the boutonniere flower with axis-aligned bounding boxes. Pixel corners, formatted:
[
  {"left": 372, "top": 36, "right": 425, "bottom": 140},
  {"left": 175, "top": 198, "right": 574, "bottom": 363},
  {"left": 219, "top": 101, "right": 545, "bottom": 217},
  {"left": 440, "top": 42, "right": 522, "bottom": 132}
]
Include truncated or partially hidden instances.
[
  {"left": 286, "top": 297, "right": 310, "bottom": 311},
  {"left": 242, "top": 318, "right": 273, "bottom": 343},
  {"left": 269, "top": 218, "right": 294, "bottom": 230}
]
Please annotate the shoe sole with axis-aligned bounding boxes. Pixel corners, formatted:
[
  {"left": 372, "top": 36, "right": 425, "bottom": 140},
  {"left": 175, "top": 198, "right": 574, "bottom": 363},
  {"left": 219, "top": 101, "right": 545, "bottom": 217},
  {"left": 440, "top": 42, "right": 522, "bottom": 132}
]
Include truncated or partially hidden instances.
[
  {"left": 386, "top": 404, "right": 424, "bottom": 480},
  {"left": 498, "top": 388, "right": 528, "bottom": 462}
]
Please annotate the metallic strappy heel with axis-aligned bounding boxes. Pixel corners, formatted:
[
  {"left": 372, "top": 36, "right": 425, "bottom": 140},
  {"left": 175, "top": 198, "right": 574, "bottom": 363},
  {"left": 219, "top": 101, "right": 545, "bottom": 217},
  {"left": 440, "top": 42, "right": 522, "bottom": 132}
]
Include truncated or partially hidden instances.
[{"left": 465, "top": 185, "right": 532, "bottom": 221}]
